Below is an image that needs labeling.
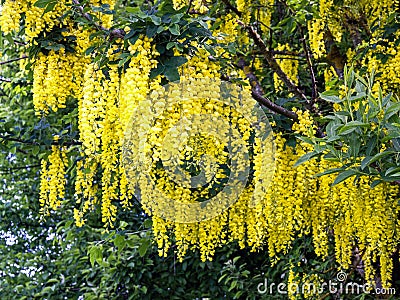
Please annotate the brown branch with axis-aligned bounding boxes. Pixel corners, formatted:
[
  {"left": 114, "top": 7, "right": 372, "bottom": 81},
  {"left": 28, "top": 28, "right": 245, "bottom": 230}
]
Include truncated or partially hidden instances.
[
  {"left": 270, "top": 50, "right": 307, "bottom": 57},
  {"left": 300, "top": 35, "right": 318, "bottom": 103},
  {"left": 0, "top": 135, "right": 82, "bottom": 146},
  {"left": 238, "top": 20, "right": 309, "bottom": 103},
  {"left": 0, "top": 164, "right": 41, "bottom": 175},
  {"left": 0, "top": 55, "right": 28, "bottom": 66},
  {"left": 220, "top": 0, "right": 242, "bottom": 16},
  {"left": 72, "top": 0, "right": 125, "bottom": 39},
  {"left": 237, "top": 58, "right": 298, "bottom": 120},
  {"left": 0, "top": 164, "right": 40, "bottom": 171}
]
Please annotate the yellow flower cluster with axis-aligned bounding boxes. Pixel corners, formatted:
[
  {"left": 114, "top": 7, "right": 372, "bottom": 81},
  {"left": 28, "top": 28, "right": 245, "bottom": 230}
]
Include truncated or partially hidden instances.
[
  {"left": 273, "top": 44, "right": 299, "bottom": 93},
  {"left": 1, "top": 0, "right": 116, "bottom": 40},
  {"left": 236, "top": 0, "right": 250, "bottom": 22},
  {"left": 360, "top": 0, "right": 394, "bottom": 27},
  {"left": 287, "top": 265, "right": 299, "bottom": 300},
  {"left": 39, "top": 144, "right": 68, "bottom": 213},
  {"left": 268, "top": 136, "right": 398, "bottom": 288},
  {"left": 74, "top": 156, "right": 99, "bottom": 227},
  {"left": 0, "top": 0, "right": 68, "bottom": 40},
  {"left": 133, "top": 92, "right": 398, "bottom": 287},
  {"left": 308, "top": 0, "right": 334, "bottom": 58},
  {"left": 362, "top": 38, "right": 400, "bottom": 94},
  {"left": 32, "top": 48, "right": 86, "bottom": 115},
  {"left": 25, "top": 0, "right": 68, "bottom": 40},
  {"left": 309, "top": 0, "right": 400, "bottom": 96},
  {"left": 89, "top": 0, "right": 117, "bottom": 28},
  {"left": 323, "top": 66, "right": 336, "bottom": 90},
  {"left": 292, "top": 108, "right": 317, "bottom": 137},
  {"left": 0, "top": 0, "right": 25, "bottom": 34},
  {"left": 171, "top": 0, "right": 208, "bottom": 13},
  {"left": 75, "top": 35, "right": 159, "bottom": 227},
  {"left": 258, "top": 0, "right": 275, "bottom": 30}
]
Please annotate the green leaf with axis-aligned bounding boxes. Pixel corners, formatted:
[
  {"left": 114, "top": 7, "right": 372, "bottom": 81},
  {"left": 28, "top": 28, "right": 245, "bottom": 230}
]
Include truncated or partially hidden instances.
[
  {"left": 124, "top": 29, "right": 137, "bottom": 40},
  {"left": 164, "top": 67, "right": 180, "bottom": 82},
  {"left": 85, "top": 45, "right": 96, "bottom": 56},
  {"left": 228, "top": 280, "right": 237, "bottom": 291},
  {"left": 381, "top": 131, "right": 400, "bottom": 142},
  {"left": 169, "top": 24, "right": 180, "bottom": 35},
  {"left": 385, "top": 166, "right": 400, "bottom": 176},
  {"left": 165, "top": 56, "right": 187, "bottom": 68},
  {"left": 338, "top": 121, "right": 370, "bottom": 135},
  {"left": 204, "top": 43, "right": 216, "bottom": 56},
  {"left": 43, "top": 1, "right": 57, "bottom": 14},
  {"left": 149, "top": 15, "right": 161, "bottom": 25},
  {"left": 314, "top": 167, "right": 343, "bottom": 178},
  {"left": 118, "top": 53, "right": 131, "bottom": 67},
  {"left": 146, "top": 24, "right": 158, "bottom": 38},
  {"left": 138, "top": 239, "right": 150, "bottom": 257},
  {"left": 149, "top": 64, "right": 165, "bottom": 79},
  {"left": 370, "top": 179, "right": 382, "bottom": 188},
  {"left": 32, "top": 146, "right": 40, "bottom": 155},
  {"left": 332, "top": 169, "right": 358, "bottom": 186},
  {"left": 294, "top": 151, "right": 319, "bottom": 167},
  {"left": 384, "top": 102, "right": 400, "bottom": 120},
  {"left": 89, "top": 245, "right": 102, "bottom": 266},
  {"left": 126, "top": 6, "right": 139, "bottom": 13},
  {"left": 319, "top": 91, "right": 341, "bottom": 103},
  {"left": 348, "top": 133, "right": 360, "bottom": 158},
  {"left": 361, "top": 151, "right": 395, "bottom": 169},
  {"left": 166, "top": 42, "right": 175, "bottom": 50},
  {"left": 34, "top": 0, "right": 52, "bottom": 8},
  {"left": 348, "top": 92, "right": 366, "bottom": 101},
  {"left": 114, "top": 234, "right": 126, "bottom": 252},
  {"left": 170, "top": 13, "right": 183, "bottom": 24},
  {"left": 143, "top": 218, "right": 152, "bottom": 228}
]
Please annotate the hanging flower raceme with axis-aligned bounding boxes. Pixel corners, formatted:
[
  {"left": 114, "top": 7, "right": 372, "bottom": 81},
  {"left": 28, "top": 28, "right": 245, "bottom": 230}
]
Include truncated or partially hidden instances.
[
  {"left": 122, "top": 76, "right": 276, "bottom": 261},
  {"left": 73, "top": 35, "right": 160, "bottom": 227},
  {"left": 273, "top": 44, "right": 299, "bottom": 93},
  {"left": 39, "top": 141, "right": 68, "bottom": 214}
]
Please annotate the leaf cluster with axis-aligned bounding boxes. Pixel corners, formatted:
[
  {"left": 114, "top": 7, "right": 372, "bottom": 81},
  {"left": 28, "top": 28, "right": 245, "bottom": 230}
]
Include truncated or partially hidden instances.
[{"left": 296, "top": 67, "right": 400, "bottom": 186}]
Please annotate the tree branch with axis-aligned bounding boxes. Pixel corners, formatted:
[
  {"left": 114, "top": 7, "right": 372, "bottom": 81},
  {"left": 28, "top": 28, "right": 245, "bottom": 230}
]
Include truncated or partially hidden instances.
[
  {"left": 220, "top": 0, "right": 242, "bottom": 16},
  {"left": 237, "top": 58, "right": 298, "bottom": 120},
  {"left": 300, "top": 35, "right": 318, "bottom": 102},
  {"left": 71, "top": 0, "right": 125, "bottom": 39},
  {"left": 0, "top": 135, "right": 82, "bottom": 147},
  {"left": 0, "top": 164, "right": 41, "bottom": 175},
  {"left": 0, "top": 55, "right": 28, "bottom": 66},
  {"left": 238, "top": 21, "right": 309, "bottom": 103}
]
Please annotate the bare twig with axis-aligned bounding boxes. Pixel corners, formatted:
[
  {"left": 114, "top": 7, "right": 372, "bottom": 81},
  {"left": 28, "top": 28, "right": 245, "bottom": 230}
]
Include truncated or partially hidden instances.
[
  {"left": 270, "top": 50, "right": 307, "bottom": 57},
  {"left": 0, "top": 164, "right": 41, "bottom": 175},
  {"left": 300, "top": 36, "right": 318, "bottom": 102},
  {"left": 0, "top": 135, "right": 82, "bottom": 146},
  {"left": 0, "top": 55, "right": 28, "bottom": 66}
]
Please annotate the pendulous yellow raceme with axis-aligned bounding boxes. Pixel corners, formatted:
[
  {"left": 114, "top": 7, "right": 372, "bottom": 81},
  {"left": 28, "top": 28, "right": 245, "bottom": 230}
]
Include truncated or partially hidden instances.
[
  {"left": 39, "top": 142, "right": 68, "bottom": 214},
  {"left": 274, "top": 43, "right": 299, "bottom": 93},
  {"left": 308, "top": 0, "right": 400, "bottom": 96}
]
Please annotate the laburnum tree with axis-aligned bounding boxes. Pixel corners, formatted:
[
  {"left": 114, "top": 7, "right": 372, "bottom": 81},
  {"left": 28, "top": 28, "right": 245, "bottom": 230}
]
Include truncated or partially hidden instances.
[{"left": 2, "top": 0, "right": 400, "bottom": 299}]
